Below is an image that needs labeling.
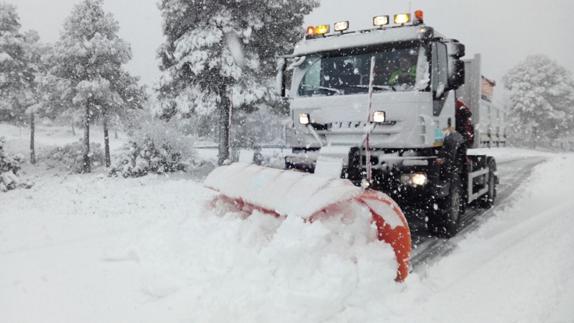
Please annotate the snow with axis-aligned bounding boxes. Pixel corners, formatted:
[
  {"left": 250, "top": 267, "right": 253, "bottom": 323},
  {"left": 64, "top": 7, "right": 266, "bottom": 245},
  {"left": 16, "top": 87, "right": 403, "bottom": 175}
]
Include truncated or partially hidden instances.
[
  {"left": 1, "top": 145, "right": 573, "bottom": 322},
  {"left": 0, "top": 51, "right": 12, "bottom": 62},
  {"left": 205, "top": 163, "right": 362, "bottom": 219}
]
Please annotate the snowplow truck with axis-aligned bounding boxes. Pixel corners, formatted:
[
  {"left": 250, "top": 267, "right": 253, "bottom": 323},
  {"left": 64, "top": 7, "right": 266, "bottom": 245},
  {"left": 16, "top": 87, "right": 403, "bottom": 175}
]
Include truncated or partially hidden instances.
[
  {"left": 206, "top": 11, "right": 497, "bottom": 282},
  {"left": 277, "top": 12, "right": 498, "bottom": 237}
]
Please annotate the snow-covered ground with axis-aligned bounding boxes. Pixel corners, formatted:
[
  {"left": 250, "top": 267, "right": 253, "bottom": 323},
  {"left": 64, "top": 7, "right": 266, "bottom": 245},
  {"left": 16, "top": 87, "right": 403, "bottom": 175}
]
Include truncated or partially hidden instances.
[
  {"left": 1, "top": 125, "right": 573, "bottom": 322},
  {"left": 405, "top": 153, "right": 574, "bottom": 322},
  {"left": 470, "top": 146, "right": 556, "bottom": 163},
  {"left": 1, "top": 122, "right": 128, "bottom": 158}
]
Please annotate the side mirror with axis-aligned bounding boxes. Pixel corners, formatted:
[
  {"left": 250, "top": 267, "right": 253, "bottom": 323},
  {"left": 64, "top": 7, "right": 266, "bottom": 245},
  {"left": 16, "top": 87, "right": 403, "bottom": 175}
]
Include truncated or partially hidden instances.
[
  {"left": 276, "top": 57, "right": 287, "bottom": 97},
  {"left": 446, "top": 40, "right": 466, "bottom": 90},
  {"left": 448, "top": 59, "right": 465, "bottom": 90},
  {"left": 446, "top": 40, "right": 465, "bottom": 59}
]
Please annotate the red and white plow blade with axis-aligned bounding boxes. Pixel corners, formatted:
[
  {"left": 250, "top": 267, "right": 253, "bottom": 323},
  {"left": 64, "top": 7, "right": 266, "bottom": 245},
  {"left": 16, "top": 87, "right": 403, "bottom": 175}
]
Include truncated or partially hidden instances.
[{"left": 204, "top": 163, "right": 412, "bottom": 282}]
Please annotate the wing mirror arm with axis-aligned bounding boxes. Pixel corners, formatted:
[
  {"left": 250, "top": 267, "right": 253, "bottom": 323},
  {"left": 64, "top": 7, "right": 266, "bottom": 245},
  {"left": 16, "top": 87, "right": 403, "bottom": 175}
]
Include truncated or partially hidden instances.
[{"left": 276, "top": 57, "right": 287, "bottom": 98}]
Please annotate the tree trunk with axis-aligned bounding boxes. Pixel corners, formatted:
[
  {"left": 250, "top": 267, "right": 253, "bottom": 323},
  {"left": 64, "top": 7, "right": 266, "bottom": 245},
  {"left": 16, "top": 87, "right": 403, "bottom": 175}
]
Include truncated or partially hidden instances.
[
  {"left": 71, "top": 123, "right": 76, "bottom": 136},
  {"left": 82, "top": 104, "right": 91, "bottom": 173},
  {"left": 114, "top": 128, "right": 118, "bottom": 140},
  {"left": 103, "top": 110, "right": 111, "bottom": 168},
  {"left": 30, "top": 111, "right": 36, "bottom": 165},
  {"left": 217, "top": 85, "right": 231, "bottom": 166},
  {"left": 531, "top": 126, "right": 538, "bottom": 149}
]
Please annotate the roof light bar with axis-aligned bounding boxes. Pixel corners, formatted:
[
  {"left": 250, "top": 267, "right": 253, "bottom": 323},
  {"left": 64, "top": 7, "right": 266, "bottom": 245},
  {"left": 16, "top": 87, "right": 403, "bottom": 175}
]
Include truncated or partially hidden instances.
[
  {"left": 373, "top": 15, "right": 390, "bottom": 27},
  {"left": 334, "top": 21, "right": 349, "bottom": 32},
  {"left": 307, "top": 10, "right": 426, "bottom": 40}
]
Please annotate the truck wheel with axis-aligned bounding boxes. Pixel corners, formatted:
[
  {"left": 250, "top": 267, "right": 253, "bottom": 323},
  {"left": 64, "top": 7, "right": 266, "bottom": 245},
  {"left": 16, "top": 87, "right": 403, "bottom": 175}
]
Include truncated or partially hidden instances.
[
  {"left": 428, "top": 177, "right": 463, "bottom": 238},
  {"left": 478, "top": 159, "right": 497, "bottom": 209}
]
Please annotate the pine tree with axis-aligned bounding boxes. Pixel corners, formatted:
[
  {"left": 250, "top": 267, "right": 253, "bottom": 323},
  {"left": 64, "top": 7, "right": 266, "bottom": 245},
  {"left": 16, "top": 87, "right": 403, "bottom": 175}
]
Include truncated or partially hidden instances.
[
  {"left": 21, "top": 30, "right": 45, "bottom": 165},
  {"left": 0, "top": 3, "right": 33, "bottom": 122},
  {"left": 157, "top": 0, "right": 318, "bottom": 165},
  {"left": 100, "top": 71, "right": 146, "bottom": 167},
  {"left": 51, "top": 0, "right": 145, "bottom": 172},
  {"left": 0, "top": 4, "right": 46, "bottom": 163},
  {"left": 504, "top": 55, "right": 574, "bottom": 147}
]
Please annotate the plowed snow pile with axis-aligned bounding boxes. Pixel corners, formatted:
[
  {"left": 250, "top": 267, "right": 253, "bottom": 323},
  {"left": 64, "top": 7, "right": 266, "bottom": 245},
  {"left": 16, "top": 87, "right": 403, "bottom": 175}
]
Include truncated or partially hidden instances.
[
  {"left": 1, "top": 150, "right": 573, "bottom": 322},
  {"left": 0, "top": 173, "right": 401, "bottom": 323}
]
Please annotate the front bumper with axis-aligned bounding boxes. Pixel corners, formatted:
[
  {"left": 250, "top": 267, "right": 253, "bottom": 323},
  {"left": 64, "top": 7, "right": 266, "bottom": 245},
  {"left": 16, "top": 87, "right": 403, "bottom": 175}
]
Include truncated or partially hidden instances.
[{"left": 286, "top": 152, "right": 450, "bottom": 209}]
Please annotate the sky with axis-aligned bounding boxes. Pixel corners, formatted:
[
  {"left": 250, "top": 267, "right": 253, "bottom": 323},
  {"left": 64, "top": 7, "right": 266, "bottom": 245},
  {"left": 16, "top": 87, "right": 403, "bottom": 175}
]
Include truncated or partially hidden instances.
[{"left": 8, "top": 0, "right": 574, "bottom": 92}]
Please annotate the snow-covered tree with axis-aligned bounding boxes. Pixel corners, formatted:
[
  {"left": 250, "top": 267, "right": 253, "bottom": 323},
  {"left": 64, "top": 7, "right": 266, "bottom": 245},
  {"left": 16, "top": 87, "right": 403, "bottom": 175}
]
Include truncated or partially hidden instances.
[
  {"left": 97, "top": 70, "right": 147, "bottom": 167},
  {"left": 20, "top": 30, "right": 45, "bottom": 165},
  {"left": 51, "top": 0, "right": 145, "bottom": 172},
  {"left": 504, "top": 55, "right": 574, "bottom": 147},
  {"left": 0, "top": 4, "right": 47, "bottom": 163},
  {"left": 0, "top": 136, "right": 31, "bottom": 192},
  {"left": 0, "top": 3, "right": 34, "bottom": 122},
  {"left": 157, "top": 0, "right": 318, "bottom": 164}
]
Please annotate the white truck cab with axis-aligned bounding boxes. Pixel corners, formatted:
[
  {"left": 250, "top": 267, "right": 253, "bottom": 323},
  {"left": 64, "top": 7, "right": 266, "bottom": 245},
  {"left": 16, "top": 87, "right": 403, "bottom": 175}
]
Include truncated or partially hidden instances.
[{"left": 286, "top": 24, "right": 461, "bottom": 151}]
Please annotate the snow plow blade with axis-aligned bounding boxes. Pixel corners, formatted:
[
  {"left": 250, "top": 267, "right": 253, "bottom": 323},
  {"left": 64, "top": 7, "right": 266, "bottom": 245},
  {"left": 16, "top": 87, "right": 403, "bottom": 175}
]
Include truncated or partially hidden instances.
[{"left": 204, "top": 163, "right": 412, "bottom": 282}]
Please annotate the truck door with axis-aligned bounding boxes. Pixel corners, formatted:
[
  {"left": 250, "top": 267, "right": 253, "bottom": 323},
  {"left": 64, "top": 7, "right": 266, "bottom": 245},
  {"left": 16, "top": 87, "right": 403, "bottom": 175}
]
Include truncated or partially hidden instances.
[{"left": 431, "top": 42, "right": 449, "bottom": 117}]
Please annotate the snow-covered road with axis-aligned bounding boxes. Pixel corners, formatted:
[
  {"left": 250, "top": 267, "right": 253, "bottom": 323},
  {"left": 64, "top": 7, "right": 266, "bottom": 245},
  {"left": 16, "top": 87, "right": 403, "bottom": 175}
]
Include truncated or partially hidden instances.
[
  {"left": 411, "top": 155, "right": 547, "bottom": 270},
  {"left": 1, "top": 149, "right": 573, "bottom": 323}
]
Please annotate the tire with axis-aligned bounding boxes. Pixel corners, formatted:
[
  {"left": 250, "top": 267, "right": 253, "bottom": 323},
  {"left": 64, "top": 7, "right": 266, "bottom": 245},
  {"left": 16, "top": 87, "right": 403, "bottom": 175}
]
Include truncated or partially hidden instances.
[
  {"left": 428, "top": 176, "right": 463, "bottom": 238},
  {"left": 478, "top": 159, "right": 497, "bottom": 209}
]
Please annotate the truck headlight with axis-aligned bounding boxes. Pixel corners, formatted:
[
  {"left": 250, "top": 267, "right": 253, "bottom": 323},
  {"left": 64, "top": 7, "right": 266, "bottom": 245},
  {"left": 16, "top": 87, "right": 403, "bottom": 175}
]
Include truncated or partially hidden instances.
[
  {"left": 299, "top": 113, "right": 311, "bottom": 125},
  {"left": 411, "top": 173, "right": 428, "bottom": 186},
  {"left": 373, "top": 111, "right": 386, "bottom": 123},
  {"left": 401, "top": 173, "right": 428, "bottom": 187}
]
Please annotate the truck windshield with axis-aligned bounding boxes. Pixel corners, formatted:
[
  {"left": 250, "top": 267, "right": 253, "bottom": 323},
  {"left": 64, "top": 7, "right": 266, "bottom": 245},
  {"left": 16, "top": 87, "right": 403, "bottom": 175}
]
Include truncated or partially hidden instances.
[{"left": 297, "top": 46, "right": 428, "bottom": 97}]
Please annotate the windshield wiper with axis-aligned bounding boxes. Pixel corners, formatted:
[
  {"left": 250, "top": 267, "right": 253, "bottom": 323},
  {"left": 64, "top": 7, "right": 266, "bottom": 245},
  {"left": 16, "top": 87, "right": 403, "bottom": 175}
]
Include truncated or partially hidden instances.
[
  {"left": 373, "top": 85, "right": 395, "bottom": 91},
  {"left": 349, "top": 85, "right": 395, "bottom": 92},
  {"left": 317, "top": 86, "right": 342, "bottom": 94},
  {"left": 301, "top": 85, "right": 342, "bottom": 95}
]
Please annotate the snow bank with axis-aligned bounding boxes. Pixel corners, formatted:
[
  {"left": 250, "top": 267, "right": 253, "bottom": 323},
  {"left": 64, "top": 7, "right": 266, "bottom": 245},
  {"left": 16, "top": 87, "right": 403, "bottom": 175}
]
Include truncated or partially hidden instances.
[{"left": 132, "top": 210, "right": 400, "bottom": 323}]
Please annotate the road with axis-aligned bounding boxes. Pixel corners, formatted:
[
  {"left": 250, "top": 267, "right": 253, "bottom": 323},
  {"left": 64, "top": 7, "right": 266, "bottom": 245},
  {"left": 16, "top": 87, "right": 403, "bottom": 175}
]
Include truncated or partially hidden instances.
[{"left": 408, "top": 156, "right": 547, "bottom": 275}]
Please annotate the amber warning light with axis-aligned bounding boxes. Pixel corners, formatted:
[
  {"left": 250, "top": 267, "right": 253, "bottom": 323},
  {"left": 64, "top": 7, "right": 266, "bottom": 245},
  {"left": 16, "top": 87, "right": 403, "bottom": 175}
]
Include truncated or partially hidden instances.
[
  {"left": 414, "top": 10, "right": 424, "bottom": 24},
  {"left": 306, "top": 24, "right": 330, "bottom": 37}
]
